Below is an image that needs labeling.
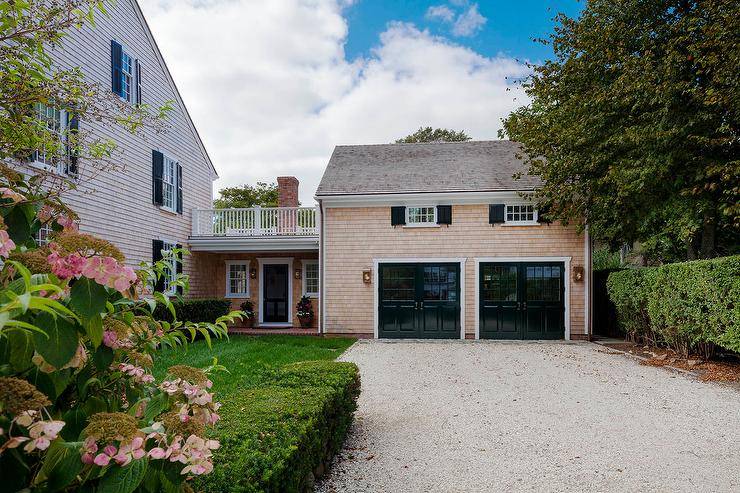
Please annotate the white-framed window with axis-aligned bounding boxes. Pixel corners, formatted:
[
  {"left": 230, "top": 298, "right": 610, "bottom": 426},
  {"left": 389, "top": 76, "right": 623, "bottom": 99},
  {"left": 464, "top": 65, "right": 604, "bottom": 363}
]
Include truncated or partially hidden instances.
[
  {"left": 33, "top": 103, "right": 71, "bottom": 174},
  {"left": 35, "top": 223, "right": 53, "bottom": 246},
  {"left": 225, "top": 261, "right": 250, "bottom": 298},
  {"left": 121, "top": 50, "right": 134, "bottom": 103},
  {"left": 406, "top": 206, "right": 437, "bottom": 226},
  {"left": 161, "top": 241, "right": 177, "bottom": 294},
  {"left": 161, "top": 155, "right": 178, "bottom": 212},
  {"left": 302, "top": 260, "right": 319, "bottom": 297},
  {"left": 505, "top": 204, "right": 538, "bottom": 225}
]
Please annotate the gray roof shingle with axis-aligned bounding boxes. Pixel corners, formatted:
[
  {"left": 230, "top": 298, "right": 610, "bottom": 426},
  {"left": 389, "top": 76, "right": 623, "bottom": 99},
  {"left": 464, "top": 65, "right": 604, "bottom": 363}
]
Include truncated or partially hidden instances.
[{"left": 315, "top": 140, "right": 540, "bottom": 196}]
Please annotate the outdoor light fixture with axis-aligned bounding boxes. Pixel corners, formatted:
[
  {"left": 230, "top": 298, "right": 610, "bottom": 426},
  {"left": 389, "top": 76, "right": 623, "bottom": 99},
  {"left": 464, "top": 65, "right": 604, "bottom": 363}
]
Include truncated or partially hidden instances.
[
  {"left": 250, "top": 268, "right": 257, "bottom": 279},
  {"left": 362, "top": 270, "right": 371, "bottom": 284},
  {"left": 295, "top": 268, "right": 302, "bottom": 280},
  {"left": 573, "top": 266, "right": 584, "bottom": 282}
]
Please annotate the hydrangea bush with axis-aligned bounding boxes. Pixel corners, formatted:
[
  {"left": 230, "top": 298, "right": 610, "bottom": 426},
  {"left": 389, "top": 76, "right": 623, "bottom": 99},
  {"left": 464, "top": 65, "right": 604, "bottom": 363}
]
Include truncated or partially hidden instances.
[{"left": 0, "top": 169, "right": 243, "bottom": 492}]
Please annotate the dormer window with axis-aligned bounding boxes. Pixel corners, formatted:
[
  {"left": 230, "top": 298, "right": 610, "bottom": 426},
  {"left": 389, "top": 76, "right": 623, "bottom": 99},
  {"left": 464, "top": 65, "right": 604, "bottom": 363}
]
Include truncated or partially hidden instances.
[
  {"left": 406, "top": 206, "right": 436, "bottom": 226},
  {"left": 505, "top": 204, "right": 537, "bottom": 225}
]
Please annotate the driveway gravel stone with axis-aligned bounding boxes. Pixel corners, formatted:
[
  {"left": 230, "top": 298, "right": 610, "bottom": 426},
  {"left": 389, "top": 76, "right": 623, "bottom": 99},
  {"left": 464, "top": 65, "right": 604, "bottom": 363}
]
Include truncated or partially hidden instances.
[{"left": 316, "top": 341, "right": 740, "bottom": 493}]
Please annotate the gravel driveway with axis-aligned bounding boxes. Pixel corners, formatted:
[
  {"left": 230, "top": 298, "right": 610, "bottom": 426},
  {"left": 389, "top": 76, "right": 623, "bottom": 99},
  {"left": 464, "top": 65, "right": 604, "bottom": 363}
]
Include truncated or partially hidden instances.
[{"left": 317, "top": 341, "right": 740, "bottom": 492}]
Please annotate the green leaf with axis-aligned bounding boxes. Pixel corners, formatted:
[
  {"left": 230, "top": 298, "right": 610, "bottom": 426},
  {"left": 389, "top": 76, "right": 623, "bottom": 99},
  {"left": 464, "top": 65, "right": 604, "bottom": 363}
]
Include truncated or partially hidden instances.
[
  {"left": 92, "top": 345, "right": 114, "bottom": 371},
  {"left": 4, "top": 205, "right": 32, "bottom": 244},
  {"left": 60, "top": 409, "right": 87, "bottom": 442},
  {"left": 97, "top": 459, "right": 148, "bottom": 493},
  {"left": 69, "top": 278, "right": 108, "bottom": 320},
  {"left": 85, "top": 313, "right": 103, "bottom": 348},
  {"left": 143, "top": 392, "right": 169, "bottom": 424},
  {"left": 7, "top": 330, "right": 34, "bottom": 371},
  {"left": 37, "top": 440, "right": 83, "bottom": 491},
  {"left": 32, "top": 312, "right": 79, "bottom": 369}
]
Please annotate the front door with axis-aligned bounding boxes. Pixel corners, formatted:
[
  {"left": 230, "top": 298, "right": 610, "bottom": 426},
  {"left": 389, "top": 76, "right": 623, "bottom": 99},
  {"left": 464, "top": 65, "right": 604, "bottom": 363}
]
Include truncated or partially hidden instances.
[
  {"left": 263, "top": 264, "right": 289, "bottom": 323},
  {"left": 479, "top": 262, "right": 565, "bottom": 339},
  {"left": 378, "top": 263, "right": 460, "bottom": 339}
]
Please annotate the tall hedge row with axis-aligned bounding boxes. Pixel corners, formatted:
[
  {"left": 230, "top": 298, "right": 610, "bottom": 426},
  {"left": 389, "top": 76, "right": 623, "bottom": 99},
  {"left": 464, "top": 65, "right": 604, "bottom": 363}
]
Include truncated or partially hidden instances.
[
  {"left": 153, "top": 298, "right": 233, "bottom": 323},
  {"left": 606, "top": 255, "right": 740, "bottom": 357},
  {"left": 195, "top": 361, "right": 361, "bottom": 493}
]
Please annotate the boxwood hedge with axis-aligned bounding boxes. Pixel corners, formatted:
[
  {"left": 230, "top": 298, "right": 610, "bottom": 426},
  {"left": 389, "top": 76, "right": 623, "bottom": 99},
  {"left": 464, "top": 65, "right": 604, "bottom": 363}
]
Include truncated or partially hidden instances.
[
  {"left": 195, "top": 361, "right": 361, "bottom": 493},
  {"left": 153, "top": 298, "right": 232, "bottom": 323},
  {"left": 606, "top": 255, "right": 740, "bottom": 357}
]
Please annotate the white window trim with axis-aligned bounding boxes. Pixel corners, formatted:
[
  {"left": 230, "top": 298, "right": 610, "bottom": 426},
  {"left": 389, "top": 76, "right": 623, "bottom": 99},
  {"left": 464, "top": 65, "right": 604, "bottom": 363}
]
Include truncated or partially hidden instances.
[
  {"left": 404, "top": 205, "right": 439, "bottom": 228},
  {"left": 502, "top": 203, "right": 539, "bottom": 226},
  {"left": 302, "top": 260, "right": 319, "bottom": 298},
  {"left": 160, "top": 240, "right": 178, "bottom": 295},
  {"left": 30, "top": 104, "right": 72, "bottom": 176},
  {"left": 225, "top": 260, "right": 250, "bottom": 298},
  {"left": 118, "top": 43, "right": 138, "bottom": 105},
  {"left": 159, "top": 152, "right": 179, "bottom": 214}
]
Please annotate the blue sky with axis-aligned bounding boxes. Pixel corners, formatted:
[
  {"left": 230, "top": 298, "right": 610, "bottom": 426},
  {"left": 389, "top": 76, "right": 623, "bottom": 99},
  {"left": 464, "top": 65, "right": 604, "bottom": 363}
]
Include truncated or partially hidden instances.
[{"left": 343, "top": 0, "right": 583, "bottom": 63}]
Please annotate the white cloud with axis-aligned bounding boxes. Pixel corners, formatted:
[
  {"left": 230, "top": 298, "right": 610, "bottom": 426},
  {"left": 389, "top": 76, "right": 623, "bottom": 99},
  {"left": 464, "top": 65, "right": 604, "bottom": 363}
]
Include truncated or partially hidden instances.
[
  {"left": 452, "top": 3, "right": 487, "bottom": 37},
  {"left": 425, "top": 5, "right": 455, "bottom": 23},
  {"left": 138, "top": 0, "right": 527, "bottom": 204}
]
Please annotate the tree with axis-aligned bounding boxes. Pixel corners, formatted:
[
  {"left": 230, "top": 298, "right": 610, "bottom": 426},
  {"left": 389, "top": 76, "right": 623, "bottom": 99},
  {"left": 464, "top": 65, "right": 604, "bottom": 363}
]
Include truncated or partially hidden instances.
[
  {"left": 501, "top": 0, "right": 739, "bottom": 261},
  {"left": 214, "top": 182, "right": 279, "bottom": 208},
  {"left": 396, "top": 127, "right": 471, "bottom": 143}
]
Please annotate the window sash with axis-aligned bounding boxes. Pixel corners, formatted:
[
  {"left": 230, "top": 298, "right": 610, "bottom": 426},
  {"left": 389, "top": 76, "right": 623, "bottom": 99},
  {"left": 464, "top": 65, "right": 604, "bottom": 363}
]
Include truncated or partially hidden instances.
[
  {"left": 303, "top": 261, "right": 319, "bottom": 296},
  {"left": 406, "top": 206, "right": 436, "bottom": 225},
  {"left": 162, "top": 156, "right": 177, "bottom": 211},
  {"left": 226, "top": 263, "right": 249, "bottom": 297},
  {"left": 33, "top": 103, "right": 68, "bottom": 172},
  {"left": 161, "top": 241, "right": 177, "bottom": 294},
  {"left": 505, "top": 204, "right": 536, "bottom": 224},
  {"left": 121, "top": 52, "right": 134, "bottom": 103}
]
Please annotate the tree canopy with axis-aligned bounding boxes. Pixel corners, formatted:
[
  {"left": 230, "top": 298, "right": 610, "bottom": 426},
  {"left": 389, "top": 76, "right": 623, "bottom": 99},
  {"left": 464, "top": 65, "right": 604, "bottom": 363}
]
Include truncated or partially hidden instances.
[
  {"left": 501, "top": 0, "right": 739, "bottom": 261},
  {"left": 214, "top": 182, "right": 279, "bottom": 208},
  {"left": 396, "top": 127, "right": 471, "bottom": 143}
]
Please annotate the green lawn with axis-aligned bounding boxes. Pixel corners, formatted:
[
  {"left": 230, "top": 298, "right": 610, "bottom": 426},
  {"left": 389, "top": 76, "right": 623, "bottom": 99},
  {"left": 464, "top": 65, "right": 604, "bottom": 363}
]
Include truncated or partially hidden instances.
[{"left": 153, "top": 335, "right": 357, "bottom": 394}]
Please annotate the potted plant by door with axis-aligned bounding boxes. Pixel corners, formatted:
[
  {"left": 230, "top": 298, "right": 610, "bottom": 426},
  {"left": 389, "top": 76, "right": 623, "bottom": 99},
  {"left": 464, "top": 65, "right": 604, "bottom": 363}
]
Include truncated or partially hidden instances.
[
  {"left": 296, "top": 295, "right": 314, "bottom": 328},
  {"left": 240, "top": 300, "right": 255, "bottom": 328}
]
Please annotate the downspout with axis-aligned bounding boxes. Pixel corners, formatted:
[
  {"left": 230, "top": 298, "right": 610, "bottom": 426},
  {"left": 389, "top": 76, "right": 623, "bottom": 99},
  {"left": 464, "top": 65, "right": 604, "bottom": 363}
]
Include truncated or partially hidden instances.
[{"left": 584, "top": 225, "right": 592, "bottom": 340}]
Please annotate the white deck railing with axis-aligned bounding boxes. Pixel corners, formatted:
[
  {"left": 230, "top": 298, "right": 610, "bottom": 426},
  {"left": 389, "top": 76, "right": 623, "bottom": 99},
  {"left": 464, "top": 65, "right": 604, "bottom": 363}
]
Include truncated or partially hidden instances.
[{"left": 191, "top": 207, "right": 318, "bottom": 237}]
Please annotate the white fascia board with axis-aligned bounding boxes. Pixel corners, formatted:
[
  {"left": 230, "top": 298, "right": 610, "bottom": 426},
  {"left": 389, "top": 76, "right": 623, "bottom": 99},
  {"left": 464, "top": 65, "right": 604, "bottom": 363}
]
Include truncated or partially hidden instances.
[
  {"left": 316, "top": 190, "right": 537, "bottom": 208},
  {"left": 188, "top": 236, "right": 319, "bottom": 252}
]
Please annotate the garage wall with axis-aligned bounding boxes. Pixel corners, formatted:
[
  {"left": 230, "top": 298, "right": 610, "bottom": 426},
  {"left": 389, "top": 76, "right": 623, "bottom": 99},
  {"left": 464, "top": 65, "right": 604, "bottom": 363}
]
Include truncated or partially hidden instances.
[{"left": 322, "top": 204, "right": 587, "bottom": 338}]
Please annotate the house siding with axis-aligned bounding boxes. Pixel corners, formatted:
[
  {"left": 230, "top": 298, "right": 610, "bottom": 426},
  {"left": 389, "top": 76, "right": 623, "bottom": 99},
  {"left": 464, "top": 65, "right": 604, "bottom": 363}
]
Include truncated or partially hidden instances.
[
  {"left": 191, "top": 251, "right": 320, "bottom": 329},
  {"left": 10, "top": 0, "right": 215, "bottom": 280},
  {"left": 322, "top": 204, "right": 587, "bottom": 338}
]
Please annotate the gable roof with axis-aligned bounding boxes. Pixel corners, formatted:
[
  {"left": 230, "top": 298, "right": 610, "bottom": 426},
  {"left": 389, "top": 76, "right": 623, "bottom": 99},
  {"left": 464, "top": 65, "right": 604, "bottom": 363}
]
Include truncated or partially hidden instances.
[
  {"left": 315, "top": 140, "right": 540, "bottom": 197},
  {"left": 130, "top": 0, "right": 217, "bottom": 178}
]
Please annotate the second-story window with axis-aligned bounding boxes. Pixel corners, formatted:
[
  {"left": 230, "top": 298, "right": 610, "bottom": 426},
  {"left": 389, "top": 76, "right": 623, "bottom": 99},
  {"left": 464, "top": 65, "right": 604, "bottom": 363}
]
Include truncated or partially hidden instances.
[
  {"left": 34, "top": 103, "right": 65, "bottom": 167},
  {"left": 152, "top": 150, "right": 182, "bottom": 214},
  {"left": 406, "top": 206, "right": 436, "bottom": 226},
  {"left": 505, "top": 204, "right": 537, "bottom": 224},
  {"left": 162, "top": 155, "right": 177, "bottom": 211},
  {"left": 121, "top": 51, "right": 134, "bottom": 103},
  {"left": 111, "top": 40, "right": 141, "bottom": 105}
]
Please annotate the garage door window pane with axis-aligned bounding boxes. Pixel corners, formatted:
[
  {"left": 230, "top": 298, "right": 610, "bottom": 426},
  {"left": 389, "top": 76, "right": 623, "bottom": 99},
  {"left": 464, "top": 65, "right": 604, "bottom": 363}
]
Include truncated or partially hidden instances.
[
  {"left": 526, "top": 265, "right": 561, "bottom": 301},
  {"left": 382, "top": 266, "right": 415, "bottom": 301},
  {"left": 423, "top": 266, "right": 457, "bottom": 301},
  {"left": 482, "top": 265, "right": 517, "bottom": 301}
]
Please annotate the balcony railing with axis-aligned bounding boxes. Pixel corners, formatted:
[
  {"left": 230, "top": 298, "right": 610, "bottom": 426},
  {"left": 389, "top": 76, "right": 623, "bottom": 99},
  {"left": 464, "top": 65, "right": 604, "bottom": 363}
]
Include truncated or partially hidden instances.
[{"left": 192, "top": 207, "right": 318, "bottom": 237}]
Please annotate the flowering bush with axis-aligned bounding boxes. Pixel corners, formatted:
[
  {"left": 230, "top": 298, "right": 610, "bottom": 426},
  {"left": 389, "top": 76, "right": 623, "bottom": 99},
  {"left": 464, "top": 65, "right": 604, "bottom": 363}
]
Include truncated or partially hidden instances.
[{"left": 0, "top": 170, "right": 243, "bottom": 492}]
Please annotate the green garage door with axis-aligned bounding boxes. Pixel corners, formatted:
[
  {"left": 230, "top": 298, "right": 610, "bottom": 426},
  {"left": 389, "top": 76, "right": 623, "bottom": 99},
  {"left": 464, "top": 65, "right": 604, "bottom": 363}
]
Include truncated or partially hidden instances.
[
  {"left": 479, "top": 262, "right": 565, "bottom": 340},
  {"left": 379, "top": 263, "right": 460, "bottom": 339}
]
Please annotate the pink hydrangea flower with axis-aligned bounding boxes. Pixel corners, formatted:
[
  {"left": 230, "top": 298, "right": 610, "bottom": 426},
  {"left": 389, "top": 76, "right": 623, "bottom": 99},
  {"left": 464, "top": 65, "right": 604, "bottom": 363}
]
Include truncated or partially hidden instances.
[
  {"left": 0, "top": 230, "right": 16, "bottom": 258},
  {"left": 0, "top": 187, "right": 26, "bottom": 204},
  {"left": 37, "top": 205, "right": 53, "bottom": 222},
  {"left": 23, "top": 420, "right": 65, "bottom": 453},
  {"left": 56, "top": 214, "right": 78, "bottom": 232}
]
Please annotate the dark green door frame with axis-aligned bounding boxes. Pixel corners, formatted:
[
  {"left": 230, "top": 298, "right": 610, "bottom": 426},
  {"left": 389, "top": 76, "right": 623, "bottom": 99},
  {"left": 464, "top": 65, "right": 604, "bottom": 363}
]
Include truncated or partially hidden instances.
[
  {"left": 478, "top": 261, "right": 566, "bottom": 340},
  {"left": 378, "top": 262, "right": 461, "bottom": 339}
]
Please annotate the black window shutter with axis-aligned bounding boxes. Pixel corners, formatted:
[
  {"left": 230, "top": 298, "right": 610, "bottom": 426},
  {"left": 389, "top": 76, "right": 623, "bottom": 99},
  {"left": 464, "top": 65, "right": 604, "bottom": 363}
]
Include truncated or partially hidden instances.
[
  {"left": 489, "top": 204, "right": 505, "bottom": 224},
  {"left": 175, "top": 243, "right": 183, "bottom": 294},
  {"left": 176, "top": 162, "right": 183, "bottom": 214},
  {"left": 111, "top": 40, "right": 123, "bottom": 96},
  {"left": 152, "top": 150, "right": 164, "bottom": 205},
  {"left": 391, "top": 206, "right": 406, "bottom": 226},
  {"left": 437, "top": 205, "right": 452, "bottom": 225},
  {"left": 152, "top": 239, "right": 165, "bottom": 292},
  {"left": 66, "top": 112, "right": 79, "bottom": 175},
  {"left": 537, "top": 204, "right": 551, "bottom": 224},
  {"left": 135, "top": 59, "right": 142, "bottom": 105}
]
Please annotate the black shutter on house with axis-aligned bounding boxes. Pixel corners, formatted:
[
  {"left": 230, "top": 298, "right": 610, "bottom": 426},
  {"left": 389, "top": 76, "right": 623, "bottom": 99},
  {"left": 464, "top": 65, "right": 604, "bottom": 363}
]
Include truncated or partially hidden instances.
[
  {"left": 152, "top": 239, "right": 165, "bottom": 292},
  {"left": 111, "top": 41, "right": 123, "bottom": 96},
  {"left": 489, "top": 204, "right": 505, "bottom": 224},
  {"left": 537, "top": 204, "right": 551, "bottom": 224},
  {"left": 66, "top": 112, "right": 79, "bottom": 175},
  {"left": 152, "top": 150, "right": 164, "bottom": 205},
  {"left": 135, "top": 59, "right": 142, "bottom": 105},
  {"left": 175, "top": 243, "right": 183, "bottom": 294},
  {"left": 176, "top": 162, "right": 183, "bottom": 214},
  {"left": 437, "top": 205, "right": 452, "bottom": 225},
  {"left": 391, "top": 206, "right": 406, "bottom": 226}
]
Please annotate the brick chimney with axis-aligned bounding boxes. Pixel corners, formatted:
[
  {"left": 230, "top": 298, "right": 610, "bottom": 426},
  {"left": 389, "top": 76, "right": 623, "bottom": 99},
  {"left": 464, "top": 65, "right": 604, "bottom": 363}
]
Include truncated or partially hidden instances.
[{"left": 277, "top": 176, "right": 299, "bottom": 208}]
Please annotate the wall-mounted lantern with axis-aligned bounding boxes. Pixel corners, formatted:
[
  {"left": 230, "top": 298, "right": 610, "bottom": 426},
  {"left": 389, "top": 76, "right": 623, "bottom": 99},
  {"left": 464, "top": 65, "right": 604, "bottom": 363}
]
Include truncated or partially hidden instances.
[
  {"left": 295, "top": 268, "right": 302, "bottom": 280},
  {"left": 250, "top": 268, "right": 257, "bottom": 279},
  {"left": 573, "top": 265, "right": 584, "bottom": 282},
  {"left": 362, "top": 269, "right": 372, "bottom": 284}
]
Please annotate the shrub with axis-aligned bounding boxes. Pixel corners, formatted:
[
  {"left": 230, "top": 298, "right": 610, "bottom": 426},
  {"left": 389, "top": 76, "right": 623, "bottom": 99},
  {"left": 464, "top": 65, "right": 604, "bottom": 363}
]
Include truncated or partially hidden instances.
[
  {"left": 195, "top": 361, "right": 361, "bottom": 493},
  {"left": 154, "top": 298, "right": 232, "bottom": 323},
  {"left": 607, "top": 255, "right": 740, "bottom": 357}
]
